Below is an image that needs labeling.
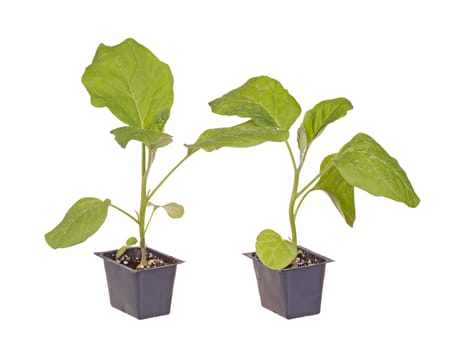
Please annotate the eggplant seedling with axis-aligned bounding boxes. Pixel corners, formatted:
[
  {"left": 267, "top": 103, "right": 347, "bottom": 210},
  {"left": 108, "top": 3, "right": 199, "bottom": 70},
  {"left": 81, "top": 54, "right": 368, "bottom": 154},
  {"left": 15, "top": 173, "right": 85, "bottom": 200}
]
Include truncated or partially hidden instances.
[
  {"left": 45, "top": 38, "right": 208, "bottom": 269},
  {"left": 189, "top": 76, "right": 420, "bottom": 269}
]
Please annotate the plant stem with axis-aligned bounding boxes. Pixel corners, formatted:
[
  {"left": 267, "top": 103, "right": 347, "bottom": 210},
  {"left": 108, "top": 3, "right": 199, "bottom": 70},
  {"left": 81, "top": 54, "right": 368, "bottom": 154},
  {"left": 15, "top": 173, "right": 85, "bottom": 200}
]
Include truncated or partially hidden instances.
[
  {"left": 297, "top": 172, "right": 322, "bottom": 198},
  {"left": 285, "top": 140, "right": 298, "bottom": 171},
  {"left": 144, "top": 205, "right": 157, "bottom": 233},
  {"left": 135, "top": 150, "right": 194, "bottom": 268},
  {"left": 294, "top": 161, "right": 334, "bottom": 217},
  {"left": 294, "top": 188, "right": 314, "bottom": 217},
  {"left": 109, "top": 204, "right": 139, "bottom": 224},
  {"left": 298, "top": 145, "right": 309, "bottom": 172},
  {"left": 296, "top": 161, "right": 333, "bottom": 198},
  {"left": 286, "top": 141, "right": 299, "bottom": 245},
  {"left": 139, "top": 144, "right": 148, "bottom": 266},
  {"left": 147, "top": 153, "right": 193, "bottom": 202}
]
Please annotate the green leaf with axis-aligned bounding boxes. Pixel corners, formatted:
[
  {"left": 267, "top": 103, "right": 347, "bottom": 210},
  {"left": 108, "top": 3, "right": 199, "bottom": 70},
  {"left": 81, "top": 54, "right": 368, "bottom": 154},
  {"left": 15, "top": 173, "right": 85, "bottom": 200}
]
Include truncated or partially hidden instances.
[
  {"left": 115, "top": 237, "right": 138, "bottom": 260},
  {"left": 82, "top": 38, "right": 174, "bottom": 131},
  {"left": 115, "top": 246, "right": 128, "bottom": 260},
  {"left": 297, "top": 126, "right": 308, "bottom": 157},
  {"left": 110, "top": 126, "right": 172, "bottom": 148},
  {"left": 209, "top": 76, "right": 301, "bottom": 130},
  {"left": 126, "top": 236, "right": 138, "bottom": 246},
  {"left": 255, "top": 229, "right": 298, "bottom": 270},
  {"left": 302, "top": 98, "right": 353, "bottom": 144},
  {"left": 188, "top": 120, "right": 289, "bottom": 152},
  {"left": 334, "top": 133, "right": 420, "bottom": 207},
  {"left": 45, "top": 198, "right": 111, "bottom": 249},
  {"left": 162, "top": 202, "right": 184, "bottom": 219},
  {"left": 313, "top": 154, "right": 356, "bottom": 226}
]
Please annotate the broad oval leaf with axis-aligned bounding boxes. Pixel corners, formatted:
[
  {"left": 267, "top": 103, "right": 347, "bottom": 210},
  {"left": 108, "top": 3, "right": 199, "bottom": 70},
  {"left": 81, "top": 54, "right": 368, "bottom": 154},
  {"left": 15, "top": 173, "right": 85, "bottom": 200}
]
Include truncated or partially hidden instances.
[
  {"left": 45, "top": 198, "right": 111, "bottom": 249},
  {"left": 302, "top": 98, "right": 353, "bottom": 144},
  {"left": 162, "top": 202, "right": 184, "bottom": 219},
  {"left": 188, "top": 120, "right": 289, "bottom": 152},
  {"left": 209, "top": 76, "right": 301, "bottom": 130},
  {"left": 110, "top": 126, "right": 172, "bottom": 149},
  {"left": 82, "top": 38, "right": 174, "bottom": 131},
  {"left": 313, "top": 154, "right": 356, "bottom": 226},
  {"left": 255, "top": 229, "right": 298, "bottom": 270},
  {"left": 334, "top": 133, "right": 420, "bottom": 207}
]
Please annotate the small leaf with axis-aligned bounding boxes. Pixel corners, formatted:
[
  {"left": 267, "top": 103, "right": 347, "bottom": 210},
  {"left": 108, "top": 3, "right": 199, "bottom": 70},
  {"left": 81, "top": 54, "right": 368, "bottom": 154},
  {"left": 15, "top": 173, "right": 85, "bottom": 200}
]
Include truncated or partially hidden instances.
[
  {"left": 126, "top": 236, "right": 138, "bottom": 246},
  {"left": 297, "top": 126, "right": 308, "bottom": 157},
  {"left": 313, "top": 154, "right": 356, "bottom": 226},
  {"left": 188, "top": 120, "right": 289, "bottom": 152},
  {"left": 45, "top": 198, "right": 111, "bottom": 249},
  {"left": 110, "top": 126, "right": 172, "bottom": 148},
  {"left": 115, "top": 245, "right": 128, "bottom": 260},
  {"left": 334, "top": 133, "right": 420, "bottom": 207},
  {"left": 153, "top": 110, "right": 171, "bottom": 133},
  {"left": 82, "top": 38, "right": 174, "bottom": 131},
  {"left": 162, "top": 202, "right": 184, "bottom": 219},
  {"left": 209, "top": 76, "right": 301, "bottom": 130},
  {"left": 255, "top": 229, "right": 298, "bottom": 270},
  {"left": 302, "top": 98, "right": 353, "bottom": 144},
  {"left": 115, "top": 237, "right": 138, "bottom": 260}
]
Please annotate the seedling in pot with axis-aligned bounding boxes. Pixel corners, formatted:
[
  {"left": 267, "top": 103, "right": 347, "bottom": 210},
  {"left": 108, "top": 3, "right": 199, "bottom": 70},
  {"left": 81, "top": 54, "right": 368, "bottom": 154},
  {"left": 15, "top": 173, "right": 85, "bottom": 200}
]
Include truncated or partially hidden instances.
[
  {"left": 189, "top": 76, "right": 420, "bottom": 270},
  {"left": 45, "top": 38, "right": 208, "bottom": 269}
]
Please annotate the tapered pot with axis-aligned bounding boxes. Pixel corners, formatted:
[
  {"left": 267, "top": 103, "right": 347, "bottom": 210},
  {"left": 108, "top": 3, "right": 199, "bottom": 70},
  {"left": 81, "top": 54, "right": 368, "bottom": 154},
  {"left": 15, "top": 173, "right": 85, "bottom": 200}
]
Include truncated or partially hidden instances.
[
  {"left": 95, "top": 247, "right": 183, "bottom": 319},
  {"left": 244, "top": 246, "right": 333, "bottom": 319}
]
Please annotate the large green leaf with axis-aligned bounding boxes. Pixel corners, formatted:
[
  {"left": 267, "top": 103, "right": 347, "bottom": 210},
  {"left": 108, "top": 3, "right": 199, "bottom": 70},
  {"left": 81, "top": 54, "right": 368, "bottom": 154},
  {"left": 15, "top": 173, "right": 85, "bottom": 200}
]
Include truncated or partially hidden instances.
[
  {"left": 209, "top": 76, "right": 301, "bottom": 130},
  {"left": 110, "top": 126, "right": 172, "bottom": 149},
  {"left": 188, "top": 120, "right": 289, "bottom": 152},
  {"left": 313, "top": 154, "right": 356, "bottom": 226},
  {"left": 82, "top": 38, "right": 174, "bottom": 131},
  {"left": 45, "top": 198, "right": 111, "bottom": 249},
  {"left": 255, "top": 229, "right": 298, "bottom": 270},
  {"left": 302, "top": 98, "right": 353, "bottom": 144},
  {"left": 334, "top": 133, "right": 420, "bottom": 207}
]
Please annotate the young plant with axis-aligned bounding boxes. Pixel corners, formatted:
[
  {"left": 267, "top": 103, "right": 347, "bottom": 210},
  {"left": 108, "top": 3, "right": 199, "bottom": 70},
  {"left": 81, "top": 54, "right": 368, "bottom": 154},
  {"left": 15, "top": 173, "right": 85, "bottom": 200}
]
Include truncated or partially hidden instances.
[
  {"left": 45, "top": 38, "right": 204, "bottom": 268},
  {"left": 189, "top": 76, "right": 420, "bottom": 270}
]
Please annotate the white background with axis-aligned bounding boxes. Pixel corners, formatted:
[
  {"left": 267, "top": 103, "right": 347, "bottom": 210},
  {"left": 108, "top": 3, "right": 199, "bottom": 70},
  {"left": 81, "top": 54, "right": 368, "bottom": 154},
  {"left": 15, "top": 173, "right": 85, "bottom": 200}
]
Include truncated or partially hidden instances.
[{"left": 1, "top": 0, "right": 467, "bottom": 348}]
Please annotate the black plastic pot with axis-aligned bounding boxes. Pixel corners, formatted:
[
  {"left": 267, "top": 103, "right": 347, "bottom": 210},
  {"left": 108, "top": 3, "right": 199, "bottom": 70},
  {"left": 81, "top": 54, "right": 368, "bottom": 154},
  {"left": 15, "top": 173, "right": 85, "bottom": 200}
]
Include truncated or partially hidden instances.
[
  {"left": 95, "top": 247, "right": 183, "bottom": 319},
  {"left": 244, "top": 246, "right": 333, "bottom": 319}
]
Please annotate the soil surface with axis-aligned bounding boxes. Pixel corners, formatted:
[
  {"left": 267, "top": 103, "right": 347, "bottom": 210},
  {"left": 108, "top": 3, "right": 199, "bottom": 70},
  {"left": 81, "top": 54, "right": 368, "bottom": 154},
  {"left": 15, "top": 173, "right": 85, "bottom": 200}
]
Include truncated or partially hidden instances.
[
  {"left": 286, "top": 250, "right": 325, "bottom": 268},
  {"left": 112, "top": 251, "right": 172, "bottom": 270},
  {"left": 253, "top": 249, "right": 325, "bottom": 269}
]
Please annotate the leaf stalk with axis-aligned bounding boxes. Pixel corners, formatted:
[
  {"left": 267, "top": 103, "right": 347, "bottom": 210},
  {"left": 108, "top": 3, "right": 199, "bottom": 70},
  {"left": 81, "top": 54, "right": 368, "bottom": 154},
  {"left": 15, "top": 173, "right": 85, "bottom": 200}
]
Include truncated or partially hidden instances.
[{"left": 109, "top": 204, "right": 139, "bottom": 224}]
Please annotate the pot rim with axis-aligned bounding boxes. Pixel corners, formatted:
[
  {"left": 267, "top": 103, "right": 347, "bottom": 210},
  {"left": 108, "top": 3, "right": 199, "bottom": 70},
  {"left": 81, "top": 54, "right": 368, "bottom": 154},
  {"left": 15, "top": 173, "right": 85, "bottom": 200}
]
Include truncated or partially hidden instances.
[
  {"left": 95, "top": 246, "right": 184, "bottom": 273},
  {"left": 243, "top": 245, "right": 333, "bottom": 271}
]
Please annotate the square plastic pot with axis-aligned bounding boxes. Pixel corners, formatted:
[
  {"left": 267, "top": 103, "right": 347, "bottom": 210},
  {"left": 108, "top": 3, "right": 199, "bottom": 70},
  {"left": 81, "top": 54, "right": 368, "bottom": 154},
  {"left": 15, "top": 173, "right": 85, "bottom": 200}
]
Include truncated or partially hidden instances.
[
  {"left": 95, "top": 247, "right": 184, "bottom": 319},
  {"left": 243, "top": 246, "right": 333, "bottom": 319}
]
